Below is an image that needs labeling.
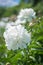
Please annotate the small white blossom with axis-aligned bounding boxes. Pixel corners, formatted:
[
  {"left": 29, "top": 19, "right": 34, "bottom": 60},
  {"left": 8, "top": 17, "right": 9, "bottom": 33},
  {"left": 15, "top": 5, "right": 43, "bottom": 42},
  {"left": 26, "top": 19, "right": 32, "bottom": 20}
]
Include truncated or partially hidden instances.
[
  {"left": 0, "top": 21, "right": 6, "bottom": 28},
  {"left": 29, "top": 22, "right": 33, "bottom": 26},
  {"left": 3, "top": 24, "right": 31, "bottom": 50}
]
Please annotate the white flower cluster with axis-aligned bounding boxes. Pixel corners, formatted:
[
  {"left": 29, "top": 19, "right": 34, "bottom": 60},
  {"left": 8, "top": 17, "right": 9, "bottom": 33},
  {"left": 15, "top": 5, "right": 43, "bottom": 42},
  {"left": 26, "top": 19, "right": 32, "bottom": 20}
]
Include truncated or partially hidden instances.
[
  {"left": 4, "top": 24, "right": 31, "bottom": 50},
  {"left": 15, "top": 8, "right": 36, "bottom": 24},
  {"left": 3, "top": 8, "right": 36, "bottom": 50}
]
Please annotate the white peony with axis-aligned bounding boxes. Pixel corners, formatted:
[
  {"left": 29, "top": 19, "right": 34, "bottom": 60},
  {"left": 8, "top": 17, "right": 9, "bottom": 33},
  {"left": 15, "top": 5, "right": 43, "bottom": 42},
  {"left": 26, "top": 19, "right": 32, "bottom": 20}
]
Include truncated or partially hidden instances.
[
  {"left": 3, "top": 24, "right": 31, "bottom": 50},
  {"left": 15, "top": 8, "right": 36, "bottom": 24}
]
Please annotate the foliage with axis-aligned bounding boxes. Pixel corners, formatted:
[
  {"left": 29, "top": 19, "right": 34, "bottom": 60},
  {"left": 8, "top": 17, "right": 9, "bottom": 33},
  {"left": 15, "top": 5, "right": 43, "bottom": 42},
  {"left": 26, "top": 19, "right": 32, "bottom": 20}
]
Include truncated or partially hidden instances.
[{"left": 0, "top": 7, "right": 6, "bottom": 18}]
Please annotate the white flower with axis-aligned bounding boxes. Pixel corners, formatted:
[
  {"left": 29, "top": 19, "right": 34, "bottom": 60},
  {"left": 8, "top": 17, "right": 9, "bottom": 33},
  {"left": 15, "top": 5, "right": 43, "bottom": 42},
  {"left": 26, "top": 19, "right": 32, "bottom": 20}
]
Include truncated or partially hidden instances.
[
  {"left": 3, "top": 24, "right": 31, "bottom": 50},
  {"left": 15, "top": 8, "right": 36, "bottom": 24}
]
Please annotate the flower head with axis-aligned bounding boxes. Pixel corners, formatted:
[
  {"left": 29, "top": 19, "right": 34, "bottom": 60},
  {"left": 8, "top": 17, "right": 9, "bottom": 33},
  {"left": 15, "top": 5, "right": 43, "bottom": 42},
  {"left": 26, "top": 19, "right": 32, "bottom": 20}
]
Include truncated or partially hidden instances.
[
  {"left": 15, "top": 8, "right": 36, "bottom": 24},
  {"left": 3, "top": 24, "right": 31, "bottom": 50}
]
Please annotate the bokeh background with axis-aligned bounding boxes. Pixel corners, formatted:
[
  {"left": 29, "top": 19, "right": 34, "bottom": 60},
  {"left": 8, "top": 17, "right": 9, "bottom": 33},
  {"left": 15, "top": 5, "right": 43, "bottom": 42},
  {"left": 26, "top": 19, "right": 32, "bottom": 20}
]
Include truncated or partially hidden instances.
[{"left": 0, "top": 0, "right": 43, "bottom": 18}]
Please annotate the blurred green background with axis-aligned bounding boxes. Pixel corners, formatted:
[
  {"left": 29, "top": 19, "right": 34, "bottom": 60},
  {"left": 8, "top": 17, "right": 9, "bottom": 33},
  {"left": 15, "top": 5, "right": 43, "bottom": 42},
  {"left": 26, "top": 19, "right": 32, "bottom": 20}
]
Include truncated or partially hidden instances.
[{"left": 0, "top": 0, "right": 43, "bottom": 18}]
